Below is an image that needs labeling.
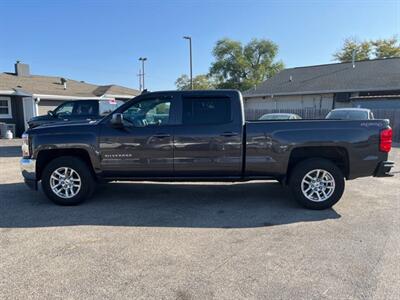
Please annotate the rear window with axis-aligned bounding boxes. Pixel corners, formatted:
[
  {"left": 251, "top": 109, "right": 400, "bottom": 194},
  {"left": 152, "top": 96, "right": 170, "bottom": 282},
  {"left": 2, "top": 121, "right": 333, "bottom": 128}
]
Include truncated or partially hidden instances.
[
  {"left": 73, "top": 101, "right": 98, "bottom": 116},
  {"left": 99, "top": 99, "right": 124, "bottom": 116},
  {"left": 182, "top": 97, "right": 231, "bottom": 125}
]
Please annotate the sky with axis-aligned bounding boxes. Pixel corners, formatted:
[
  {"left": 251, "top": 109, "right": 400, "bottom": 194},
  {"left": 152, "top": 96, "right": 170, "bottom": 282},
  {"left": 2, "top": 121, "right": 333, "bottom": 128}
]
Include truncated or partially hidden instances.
[{"left": 0, "top": 0, "right": 399, "bottom": 91}]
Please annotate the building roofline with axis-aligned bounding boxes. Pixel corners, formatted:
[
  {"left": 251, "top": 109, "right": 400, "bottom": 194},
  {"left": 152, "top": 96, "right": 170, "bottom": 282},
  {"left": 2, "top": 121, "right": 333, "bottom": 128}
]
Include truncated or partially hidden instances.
[
  {"left": 281, "top": 57, "right": 400, "bottom": 71},
  {"left": 244, "top": 87, "right": 400, "bottom": 98},
  {"left": 102, "top": 93, "right": 136, "bottom": 99},
  {"left": 0, "top": 90, "right": 17, "bottom": 95},
  {"left": 32, "top": 94, "right": 107, "bottom": 100}
]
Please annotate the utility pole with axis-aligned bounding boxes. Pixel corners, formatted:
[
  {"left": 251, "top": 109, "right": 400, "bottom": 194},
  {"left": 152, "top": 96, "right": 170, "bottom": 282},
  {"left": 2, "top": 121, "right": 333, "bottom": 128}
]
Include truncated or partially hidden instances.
[
  {"left": 137, "top": 69, "right": 142, "bottom": 91},
  {"left": 183, "top": 36, "right": 193, "bottom": 89},
  {"left": 139, "top": 57, "right": 147, "bottom": 90}
]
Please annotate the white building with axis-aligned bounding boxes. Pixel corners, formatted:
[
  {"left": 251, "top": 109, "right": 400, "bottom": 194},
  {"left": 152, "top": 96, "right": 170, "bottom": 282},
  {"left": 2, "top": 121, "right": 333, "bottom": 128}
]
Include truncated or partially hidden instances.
[
  {"left": 243, "top": 58, "right": 400, "bottom": 111},
  {"left": 0, "top": 62, "right": 140, "bottom": 136}
]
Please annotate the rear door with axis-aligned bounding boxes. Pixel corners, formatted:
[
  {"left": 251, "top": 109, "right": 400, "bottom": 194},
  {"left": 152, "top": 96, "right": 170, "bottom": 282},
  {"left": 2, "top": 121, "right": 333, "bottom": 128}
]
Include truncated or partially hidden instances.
[{"left": 173, "top": 93, "right": 243, "bottom": 177}]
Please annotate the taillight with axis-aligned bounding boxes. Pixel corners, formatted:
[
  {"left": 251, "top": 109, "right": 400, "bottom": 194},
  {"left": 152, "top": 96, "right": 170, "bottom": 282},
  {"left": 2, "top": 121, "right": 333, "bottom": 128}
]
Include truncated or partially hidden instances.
[{"left": 380, "top": 128, "right": 392, "bottom": 153}]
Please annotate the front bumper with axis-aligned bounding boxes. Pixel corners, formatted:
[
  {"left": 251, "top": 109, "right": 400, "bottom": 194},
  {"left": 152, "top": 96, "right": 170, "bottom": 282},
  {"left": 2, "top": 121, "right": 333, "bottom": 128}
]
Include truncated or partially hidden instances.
[
  {"left": 374, "top": 161, "right": 395, "bottom": 177},
  {"left": 20, "top": 158, "right": 38, "bottom": 190}
]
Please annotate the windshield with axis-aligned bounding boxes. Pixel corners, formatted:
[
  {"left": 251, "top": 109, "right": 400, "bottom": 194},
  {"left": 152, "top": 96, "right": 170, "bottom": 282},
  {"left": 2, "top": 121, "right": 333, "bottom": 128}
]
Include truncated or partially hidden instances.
[
  {"left": 54, "top": 102, "right": 74, "bottom": 116},
  {"left": 99, "top": 100, "right": 124, "bottom": 116},
  {"left": 326, "top": 110, "right": 369, "bottom": 120}
]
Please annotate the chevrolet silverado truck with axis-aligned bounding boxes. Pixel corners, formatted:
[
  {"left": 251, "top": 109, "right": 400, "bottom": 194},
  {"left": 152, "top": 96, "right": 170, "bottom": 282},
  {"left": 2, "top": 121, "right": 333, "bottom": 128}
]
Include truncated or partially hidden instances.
[{"left": 20, "top": 90, "right": 394, "bottom": 209}]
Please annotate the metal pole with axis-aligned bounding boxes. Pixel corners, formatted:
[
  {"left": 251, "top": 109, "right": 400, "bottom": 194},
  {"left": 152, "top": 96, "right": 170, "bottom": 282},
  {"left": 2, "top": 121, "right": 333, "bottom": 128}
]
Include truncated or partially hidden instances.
[
  {"left": 189, "top": 38, "right": 193, "bottom": 90},
  {"left": 139, "top": 57, "right": 147, "bottom": 91},
  {"left": 138, "top": 70, "right": 142, "bottom": 91},
  {"left": 142, "top": 59, "right": 145, "bottom": 90},
  {"left": 184, "top": 36, "right": 193, "bottom": 89}
]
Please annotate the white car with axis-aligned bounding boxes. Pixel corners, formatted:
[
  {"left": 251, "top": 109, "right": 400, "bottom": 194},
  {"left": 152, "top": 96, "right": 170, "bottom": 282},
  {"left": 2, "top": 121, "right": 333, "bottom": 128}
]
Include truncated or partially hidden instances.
[
  {"left": 326, "top": 108, "right": 374, "bottom": 120},
  {"left": 258, "top": 113, "right": 302, "bottom": 120}
]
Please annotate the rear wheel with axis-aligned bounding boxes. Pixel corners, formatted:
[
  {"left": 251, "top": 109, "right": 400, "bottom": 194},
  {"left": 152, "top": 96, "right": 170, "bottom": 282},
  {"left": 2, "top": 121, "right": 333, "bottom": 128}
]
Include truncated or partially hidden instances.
[
  {"left": 41, "top": 156, "right": 95, "bottom": 205},
  {"left": 289, "top": 158, "right": 345, "bottom": 210}
]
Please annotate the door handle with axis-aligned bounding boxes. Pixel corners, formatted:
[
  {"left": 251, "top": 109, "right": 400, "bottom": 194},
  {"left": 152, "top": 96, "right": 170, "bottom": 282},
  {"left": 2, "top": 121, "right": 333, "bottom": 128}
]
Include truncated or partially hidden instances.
[
  {"left": 220, "top": 132, "right": 239, "bottom": 137},
  {"left": 153, "top": 133, "right": 171, "bottom": 138}
]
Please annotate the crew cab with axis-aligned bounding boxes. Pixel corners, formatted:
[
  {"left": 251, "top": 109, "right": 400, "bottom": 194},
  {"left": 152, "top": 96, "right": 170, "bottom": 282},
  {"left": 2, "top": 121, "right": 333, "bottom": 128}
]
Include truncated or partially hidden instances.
[
  {"left": 20, "top": 90, "right": 394, "bottom": 209},
  {"left": 28, "top": 99, "right": 124, "bottom": 128}
]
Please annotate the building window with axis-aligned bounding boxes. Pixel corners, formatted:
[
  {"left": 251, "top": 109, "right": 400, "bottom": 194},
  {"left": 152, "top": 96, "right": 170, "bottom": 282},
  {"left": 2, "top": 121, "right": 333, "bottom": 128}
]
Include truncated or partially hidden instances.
[{"left": 0, "top": 97, "right": 12, "bottom": 118}]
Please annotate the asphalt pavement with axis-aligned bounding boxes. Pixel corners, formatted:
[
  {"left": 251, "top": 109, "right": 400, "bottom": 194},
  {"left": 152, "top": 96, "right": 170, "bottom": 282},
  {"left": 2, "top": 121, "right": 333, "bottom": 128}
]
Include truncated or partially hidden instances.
[{"left": 0, "top": 142, "right": 399, "bottom": 299}]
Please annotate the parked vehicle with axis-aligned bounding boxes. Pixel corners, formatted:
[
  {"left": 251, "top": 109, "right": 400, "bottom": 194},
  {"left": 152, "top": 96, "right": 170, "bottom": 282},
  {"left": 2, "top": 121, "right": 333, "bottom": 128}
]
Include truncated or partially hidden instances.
[
  {"left": 325, "top": 108, "right": 374, "bottom": 120},
  {"left": 259, "top": 113, "right": 302, "bottom": 120},
  {"left": 21, "top": 90, "right": 394, "bottom": 209},
  {"left": 28, "top": 99, "right": 125, "bottom": 128}
]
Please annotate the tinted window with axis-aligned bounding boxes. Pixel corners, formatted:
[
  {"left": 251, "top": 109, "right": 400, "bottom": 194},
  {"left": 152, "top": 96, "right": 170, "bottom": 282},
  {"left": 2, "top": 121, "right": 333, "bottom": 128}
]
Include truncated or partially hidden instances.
[
  {"left": 99, "top": 100, "right": 124, "bottom": 116},
  {"left": 182, "top": 97, "right": 231, "bottom": 125},
  {"left": 121, "top": 98, "right": 171, "bottom": 127},
  {"left": 74, "top": 101, "right": 98, "bottom": 116}
]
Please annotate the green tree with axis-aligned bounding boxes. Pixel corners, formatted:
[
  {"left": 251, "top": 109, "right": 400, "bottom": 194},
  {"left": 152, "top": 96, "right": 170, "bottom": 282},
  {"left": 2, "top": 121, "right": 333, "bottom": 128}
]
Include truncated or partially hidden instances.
[
  {"left": 175, "top": 74, "right": 215, "bottom": 90},
  {"left": 333, "top": 36, "right": 400, "bottom": 62},
  {"left": 208, "top": 38, "right": 284, "bottom": 91},
  {"left": 332, "top": 38, "right": 372, "bottom": 62},
  {"left": 372, "top": 36, "right": 400, "bottom": 58}
]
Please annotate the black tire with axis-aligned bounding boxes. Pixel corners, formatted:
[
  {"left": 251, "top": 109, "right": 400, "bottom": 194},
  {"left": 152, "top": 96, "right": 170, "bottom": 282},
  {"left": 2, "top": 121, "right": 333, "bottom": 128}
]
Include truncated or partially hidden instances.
[
  {"left": 289, "top": 158, "right": 345, "bottom": 210},
  {"left": 41, "top": 156, "right": 95, "bottom": 205}
]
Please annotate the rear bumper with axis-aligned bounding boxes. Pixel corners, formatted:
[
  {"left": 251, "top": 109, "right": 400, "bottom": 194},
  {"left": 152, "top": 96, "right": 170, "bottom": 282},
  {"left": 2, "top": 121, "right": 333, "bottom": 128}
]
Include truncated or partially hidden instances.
[
  {"left": 20, "top": 158, "right": 38, "bottom": 190},
  {"left": 374, "top": 161, "right": 395, "bottom": 177}
]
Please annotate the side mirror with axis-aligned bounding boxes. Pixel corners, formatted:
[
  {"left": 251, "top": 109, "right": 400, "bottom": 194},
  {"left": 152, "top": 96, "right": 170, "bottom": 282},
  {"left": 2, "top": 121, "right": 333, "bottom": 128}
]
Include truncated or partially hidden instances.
[
  {"left": 47, "top": 110, "right": 54, "bottom": 117},
  {"left": 110, "top": 113, "right": 124, "bottom": 127}
]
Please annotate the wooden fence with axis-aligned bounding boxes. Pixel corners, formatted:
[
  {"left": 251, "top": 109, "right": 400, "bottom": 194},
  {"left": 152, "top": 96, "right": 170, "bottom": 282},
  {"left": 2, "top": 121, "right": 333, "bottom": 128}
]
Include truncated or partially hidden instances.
[{"left": 245, "top": 108, "right": 400, "bottom": 142}]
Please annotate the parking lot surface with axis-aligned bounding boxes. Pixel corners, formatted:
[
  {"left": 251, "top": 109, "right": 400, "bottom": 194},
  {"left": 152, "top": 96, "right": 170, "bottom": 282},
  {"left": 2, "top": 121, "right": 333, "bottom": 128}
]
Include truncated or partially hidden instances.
[{"left": 0, "top": 141, "right": 399, "bottom": 299}]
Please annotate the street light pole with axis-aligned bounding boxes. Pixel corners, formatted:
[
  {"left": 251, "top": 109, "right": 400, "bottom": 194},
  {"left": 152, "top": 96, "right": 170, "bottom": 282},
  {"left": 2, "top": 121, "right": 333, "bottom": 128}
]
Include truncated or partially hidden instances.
[
  {"left": 137, "top": 69, "right": 142, "bottom": 91},
  {"left": 183, "top": 36, "right": 193, "bottom": 90},
  {"left": 139, "top": 57, "right": 147, "bottom": 90}
]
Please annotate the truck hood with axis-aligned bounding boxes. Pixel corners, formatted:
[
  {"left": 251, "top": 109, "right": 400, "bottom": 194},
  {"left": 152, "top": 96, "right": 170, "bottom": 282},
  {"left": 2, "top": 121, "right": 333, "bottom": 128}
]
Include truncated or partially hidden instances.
[
  {"left": 27, "top": 120, "right": 100, "bottom": 135},
  {"left": 29, "top": 115, "right": 51, "bottom": 122}
]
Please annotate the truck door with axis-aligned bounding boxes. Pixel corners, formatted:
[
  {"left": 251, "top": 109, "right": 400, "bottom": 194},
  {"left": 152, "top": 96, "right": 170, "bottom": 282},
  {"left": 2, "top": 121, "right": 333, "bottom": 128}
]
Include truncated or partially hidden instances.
[
  {"left": 99, "top": 95, "right": 177, "bottom": 177},
  {"left": 173, "top": 93, "right": 243, "bottom": 177}
]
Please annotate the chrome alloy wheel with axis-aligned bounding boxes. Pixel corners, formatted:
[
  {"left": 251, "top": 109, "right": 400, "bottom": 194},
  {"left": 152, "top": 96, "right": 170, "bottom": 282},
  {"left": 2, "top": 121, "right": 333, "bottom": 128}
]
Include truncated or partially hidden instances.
[
  {"left": 301, "top": 169, "right": 335, "bottom": 202},
  {"left": 50, "top": 167, "right": 81, "bottom": 199}
]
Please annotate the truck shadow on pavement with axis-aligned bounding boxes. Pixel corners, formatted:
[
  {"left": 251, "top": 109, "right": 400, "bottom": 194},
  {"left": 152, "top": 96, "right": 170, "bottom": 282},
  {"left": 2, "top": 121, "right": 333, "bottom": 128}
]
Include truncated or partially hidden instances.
[{"left": 0, "top": 181, "right": 341, "bottom": 228}]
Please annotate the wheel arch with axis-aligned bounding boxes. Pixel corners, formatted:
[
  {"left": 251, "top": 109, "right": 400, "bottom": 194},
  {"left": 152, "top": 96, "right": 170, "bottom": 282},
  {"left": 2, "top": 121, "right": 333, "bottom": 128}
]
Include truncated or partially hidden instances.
[
  {"left": 36, "top": 148, "right": 96, "bottom": 181},
  {"left": 286, "top": 146, "right": 349, "bottom": 182}
]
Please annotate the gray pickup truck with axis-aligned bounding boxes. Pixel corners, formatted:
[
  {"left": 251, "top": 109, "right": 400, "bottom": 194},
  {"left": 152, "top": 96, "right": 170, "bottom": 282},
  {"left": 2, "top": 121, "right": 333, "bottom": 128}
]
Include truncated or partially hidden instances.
[{"left": 20, "top": 90, "right": 394, "bottom": 209}]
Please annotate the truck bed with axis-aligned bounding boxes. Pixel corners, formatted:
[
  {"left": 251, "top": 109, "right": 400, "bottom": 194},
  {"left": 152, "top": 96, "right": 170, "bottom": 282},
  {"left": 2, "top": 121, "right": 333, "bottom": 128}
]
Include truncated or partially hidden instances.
[{"left": 245, "top": 119, "right": 390, "bottom": 179}]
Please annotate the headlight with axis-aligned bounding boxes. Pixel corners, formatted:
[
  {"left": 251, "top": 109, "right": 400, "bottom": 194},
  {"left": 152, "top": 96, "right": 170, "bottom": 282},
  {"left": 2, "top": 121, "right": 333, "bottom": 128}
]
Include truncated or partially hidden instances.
[{"left": 21, "top": 133, "right": 30, "bottom": 157}]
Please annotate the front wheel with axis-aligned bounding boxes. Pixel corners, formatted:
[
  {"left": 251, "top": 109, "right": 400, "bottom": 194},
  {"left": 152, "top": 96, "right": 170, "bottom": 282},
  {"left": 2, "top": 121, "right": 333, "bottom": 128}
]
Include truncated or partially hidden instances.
[
  {"left": 289, "top": 158, "right": 345, "bottom": 210},
  {"left": 41, "top": 156, "right": 95, "bottom": 205}
]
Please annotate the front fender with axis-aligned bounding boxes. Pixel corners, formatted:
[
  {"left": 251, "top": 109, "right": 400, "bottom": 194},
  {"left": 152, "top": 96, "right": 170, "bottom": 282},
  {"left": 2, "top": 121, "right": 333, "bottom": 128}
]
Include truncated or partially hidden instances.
[{"left": 31, "top": 131, "right": 101, "bottom": 172}]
